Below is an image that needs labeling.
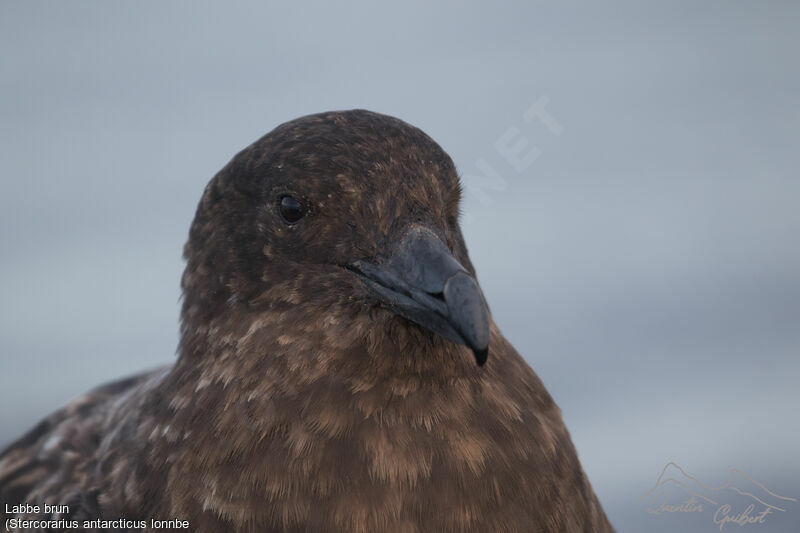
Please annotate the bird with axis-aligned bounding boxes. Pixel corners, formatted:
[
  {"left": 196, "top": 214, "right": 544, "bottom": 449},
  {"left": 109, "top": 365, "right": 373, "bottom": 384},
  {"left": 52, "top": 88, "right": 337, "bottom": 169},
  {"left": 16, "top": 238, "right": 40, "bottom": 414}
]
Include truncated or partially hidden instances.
[{"left": 0, "top": 110, "right": 613, "bottom": 532}]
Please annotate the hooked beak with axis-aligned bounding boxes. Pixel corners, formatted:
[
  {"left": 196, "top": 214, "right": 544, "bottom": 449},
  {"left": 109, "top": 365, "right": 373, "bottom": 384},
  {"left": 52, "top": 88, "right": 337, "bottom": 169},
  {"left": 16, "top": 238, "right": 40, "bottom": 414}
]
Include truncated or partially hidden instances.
[{"left": 347, "top": 227, "right": 490, "bottom": 365}]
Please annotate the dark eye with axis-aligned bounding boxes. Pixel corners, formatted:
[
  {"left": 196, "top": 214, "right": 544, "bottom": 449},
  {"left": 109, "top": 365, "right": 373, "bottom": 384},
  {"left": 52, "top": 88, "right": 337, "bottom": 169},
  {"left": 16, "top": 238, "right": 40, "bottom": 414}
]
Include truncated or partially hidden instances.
[{"left": 278, "top": 195, "right": 305, "bottom": 224}]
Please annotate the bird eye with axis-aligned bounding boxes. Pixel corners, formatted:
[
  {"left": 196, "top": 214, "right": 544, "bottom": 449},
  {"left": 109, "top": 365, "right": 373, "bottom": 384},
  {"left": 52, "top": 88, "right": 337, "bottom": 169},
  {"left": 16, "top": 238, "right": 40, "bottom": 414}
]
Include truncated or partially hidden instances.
[{"left": 278, "top": 195, "right": 305, "bottom": 224}]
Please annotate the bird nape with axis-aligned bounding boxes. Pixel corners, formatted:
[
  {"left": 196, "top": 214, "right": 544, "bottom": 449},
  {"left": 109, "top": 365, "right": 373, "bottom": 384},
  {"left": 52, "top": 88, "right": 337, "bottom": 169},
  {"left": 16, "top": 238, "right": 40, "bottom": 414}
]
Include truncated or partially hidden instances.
[{"left": 0, "top": 110, "right": 613, "bottom": 532}]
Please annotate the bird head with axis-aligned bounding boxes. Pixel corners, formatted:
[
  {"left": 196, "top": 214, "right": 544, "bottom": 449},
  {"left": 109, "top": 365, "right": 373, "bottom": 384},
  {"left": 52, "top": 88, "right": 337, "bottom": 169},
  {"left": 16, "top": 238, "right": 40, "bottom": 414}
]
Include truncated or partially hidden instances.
[{"left": 180, "top": 110, "right": 490, "bottom": 367}]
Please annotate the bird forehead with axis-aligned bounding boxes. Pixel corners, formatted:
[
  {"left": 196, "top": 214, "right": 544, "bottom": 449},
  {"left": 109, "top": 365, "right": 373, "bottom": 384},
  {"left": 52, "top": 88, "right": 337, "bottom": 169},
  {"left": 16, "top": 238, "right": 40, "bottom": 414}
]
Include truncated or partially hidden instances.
[{"left": 257, "top": 111, "right": 455, "bottom": 183}]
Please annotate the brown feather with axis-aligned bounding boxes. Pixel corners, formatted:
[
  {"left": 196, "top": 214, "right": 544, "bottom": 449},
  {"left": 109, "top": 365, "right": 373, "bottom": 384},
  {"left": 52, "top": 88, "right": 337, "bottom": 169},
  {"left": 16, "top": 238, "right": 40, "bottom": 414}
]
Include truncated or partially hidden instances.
[{"left": 1, "top": 110, "right": 613, "bottom": 532}]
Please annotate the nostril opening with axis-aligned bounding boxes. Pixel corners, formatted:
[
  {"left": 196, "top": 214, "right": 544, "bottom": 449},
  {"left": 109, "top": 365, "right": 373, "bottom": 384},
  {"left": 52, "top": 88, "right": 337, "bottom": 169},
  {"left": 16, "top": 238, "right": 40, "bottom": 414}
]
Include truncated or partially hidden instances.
[{"left": 429, "top": 291, "right": 445, "bottom": 302}]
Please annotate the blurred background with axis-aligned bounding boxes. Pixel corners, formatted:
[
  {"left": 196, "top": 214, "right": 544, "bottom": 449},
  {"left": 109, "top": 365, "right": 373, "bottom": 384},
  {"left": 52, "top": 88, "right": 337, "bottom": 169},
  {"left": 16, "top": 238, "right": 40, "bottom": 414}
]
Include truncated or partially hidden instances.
[{"left": 1, "top": 1, "right": 798, "bottom": 531}]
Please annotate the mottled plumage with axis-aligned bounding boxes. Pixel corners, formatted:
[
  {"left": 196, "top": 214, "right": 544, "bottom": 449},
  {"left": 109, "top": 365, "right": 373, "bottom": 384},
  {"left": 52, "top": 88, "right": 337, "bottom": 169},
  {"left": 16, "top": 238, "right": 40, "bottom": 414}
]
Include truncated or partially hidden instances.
[{"left": 1, "top": 110, "right": 613, "bottom": 532}]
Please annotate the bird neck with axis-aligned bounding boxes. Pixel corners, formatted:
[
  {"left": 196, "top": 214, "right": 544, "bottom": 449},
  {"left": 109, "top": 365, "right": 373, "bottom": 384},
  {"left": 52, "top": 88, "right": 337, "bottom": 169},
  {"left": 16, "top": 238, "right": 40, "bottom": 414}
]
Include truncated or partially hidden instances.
[{"left": 176, "top": 302, "right": 482, "bottom": 384}]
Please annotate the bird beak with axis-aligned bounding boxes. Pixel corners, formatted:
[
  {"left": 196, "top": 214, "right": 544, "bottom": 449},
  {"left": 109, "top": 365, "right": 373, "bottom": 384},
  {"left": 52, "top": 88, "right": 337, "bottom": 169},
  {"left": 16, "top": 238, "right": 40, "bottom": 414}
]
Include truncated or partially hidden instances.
[{"left": 347, "top": 227, "right": 490, "bottom": 365}]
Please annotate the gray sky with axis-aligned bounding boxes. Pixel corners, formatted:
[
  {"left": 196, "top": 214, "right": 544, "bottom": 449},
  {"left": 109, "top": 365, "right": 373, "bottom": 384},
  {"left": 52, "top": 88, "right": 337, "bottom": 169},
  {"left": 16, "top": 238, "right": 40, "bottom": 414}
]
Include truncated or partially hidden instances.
[{"left": 2, "top": 1, "right": 799, "bottom": 531}]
